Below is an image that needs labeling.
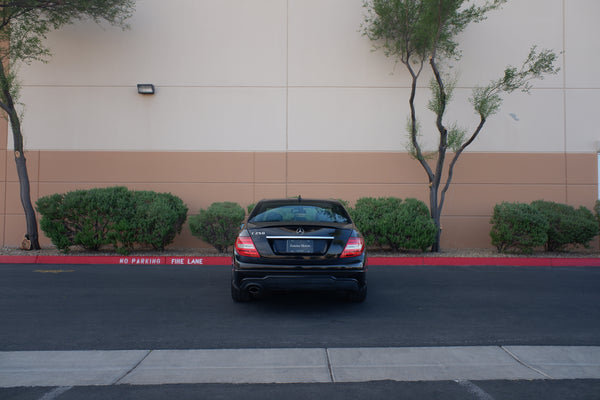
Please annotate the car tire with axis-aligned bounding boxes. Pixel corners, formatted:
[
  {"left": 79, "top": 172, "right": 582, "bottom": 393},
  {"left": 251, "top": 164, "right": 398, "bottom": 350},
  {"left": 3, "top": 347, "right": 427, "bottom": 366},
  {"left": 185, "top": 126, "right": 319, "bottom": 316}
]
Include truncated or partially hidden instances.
[
  {"left": 231, "top": 282, "right": 251, "bottom": 302},
  {"left": 347, "top": 286, "right": 367, "bottom": 303}
]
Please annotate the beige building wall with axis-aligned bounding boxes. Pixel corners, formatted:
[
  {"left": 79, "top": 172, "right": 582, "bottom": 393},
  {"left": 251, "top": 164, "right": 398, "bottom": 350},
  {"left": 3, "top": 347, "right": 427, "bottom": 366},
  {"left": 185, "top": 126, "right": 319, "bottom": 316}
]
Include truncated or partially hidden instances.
[
  {"left": 2, "top": 0, "right": 599, "bottom": 249},
  {"left": 2, "top": 151, "right": 596, "bottom": 249}
]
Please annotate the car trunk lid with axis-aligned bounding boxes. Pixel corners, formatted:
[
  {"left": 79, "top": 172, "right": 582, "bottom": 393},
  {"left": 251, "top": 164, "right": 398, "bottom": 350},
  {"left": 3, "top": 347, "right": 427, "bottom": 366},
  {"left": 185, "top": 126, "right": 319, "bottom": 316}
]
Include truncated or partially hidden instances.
[{"left": 247, "top": 224, "right": 351, "bottom": 259}]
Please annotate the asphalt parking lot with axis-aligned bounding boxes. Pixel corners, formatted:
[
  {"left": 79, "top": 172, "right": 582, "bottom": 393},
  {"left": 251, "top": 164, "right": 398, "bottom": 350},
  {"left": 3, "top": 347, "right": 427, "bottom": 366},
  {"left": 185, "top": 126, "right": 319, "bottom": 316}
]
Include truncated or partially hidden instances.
[{"left": 1, "top": 263, "right": 599, "bottom": 399}]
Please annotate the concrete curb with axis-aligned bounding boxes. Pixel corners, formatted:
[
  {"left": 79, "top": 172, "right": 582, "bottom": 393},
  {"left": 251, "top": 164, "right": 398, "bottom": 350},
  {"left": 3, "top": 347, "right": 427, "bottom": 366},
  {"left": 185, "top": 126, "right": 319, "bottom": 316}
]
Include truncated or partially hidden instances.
[
  {"left": 2, "top": 346, "right": 599, "bottom": 387},
  {"left": 1, "top": 255, "right": 600, "bottom": 266}
]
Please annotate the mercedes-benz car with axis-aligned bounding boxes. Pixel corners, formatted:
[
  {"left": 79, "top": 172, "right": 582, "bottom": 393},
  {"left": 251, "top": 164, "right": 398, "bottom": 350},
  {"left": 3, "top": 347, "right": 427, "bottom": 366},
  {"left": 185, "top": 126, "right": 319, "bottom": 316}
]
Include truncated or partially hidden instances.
[{"left": 231, "top": 197, "right": 367, "bottom": 302}]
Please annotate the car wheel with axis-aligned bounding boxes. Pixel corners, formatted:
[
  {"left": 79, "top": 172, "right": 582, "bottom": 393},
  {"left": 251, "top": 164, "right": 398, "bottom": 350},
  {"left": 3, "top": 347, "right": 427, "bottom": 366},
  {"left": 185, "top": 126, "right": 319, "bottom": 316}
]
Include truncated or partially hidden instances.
[
  {"left": 347, "top": 286, "right": 367, "bottom": 303},
  {"left": 231, "top": 282, "right": 251, "bottom": 302}
]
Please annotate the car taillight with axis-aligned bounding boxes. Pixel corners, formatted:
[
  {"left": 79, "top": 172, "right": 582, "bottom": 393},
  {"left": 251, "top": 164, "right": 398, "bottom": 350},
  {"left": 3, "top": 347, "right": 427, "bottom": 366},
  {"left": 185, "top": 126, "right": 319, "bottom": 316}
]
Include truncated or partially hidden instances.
[
  {"left": 235, "top": 236, "right": 260, "bottom": 257},
  {"left": 341, "top": 237, "right": 365, "bottom": 258}
]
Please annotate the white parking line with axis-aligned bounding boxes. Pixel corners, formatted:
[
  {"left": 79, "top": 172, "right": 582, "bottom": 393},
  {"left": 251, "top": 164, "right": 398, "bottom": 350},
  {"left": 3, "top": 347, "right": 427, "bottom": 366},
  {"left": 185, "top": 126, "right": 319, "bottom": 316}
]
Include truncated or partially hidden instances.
[
  {"left": 38, "top": 386, "right": 72, "bottom": 400},
  {"left": 455, "top": 380, "right": 495, "bottom": 400}
]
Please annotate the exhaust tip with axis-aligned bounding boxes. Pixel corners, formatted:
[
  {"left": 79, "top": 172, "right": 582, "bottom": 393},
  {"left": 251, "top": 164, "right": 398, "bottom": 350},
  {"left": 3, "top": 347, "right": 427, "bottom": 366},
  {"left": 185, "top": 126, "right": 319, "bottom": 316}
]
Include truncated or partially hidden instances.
[{"left": 246, "top": 284, "right": 262, "bottom": 296}]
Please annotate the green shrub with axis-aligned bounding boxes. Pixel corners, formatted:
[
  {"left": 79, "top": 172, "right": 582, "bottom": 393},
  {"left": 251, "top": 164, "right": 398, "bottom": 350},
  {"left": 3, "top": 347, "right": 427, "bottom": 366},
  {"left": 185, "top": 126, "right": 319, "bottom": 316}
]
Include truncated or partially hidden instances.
[
  {"left": 37, "top": 187, "right": 187, "bottom": 254},
  {"left": 531, "top": 200, "right": 598, "bottom": 251},
  {"left": 128, "top": 191, "right": 188, "bottom": 251},
  {"left": 37, "top": 187, "right": 132, "bottom": 252},
  {"left": 351, "top": 197, "right": 402, "bottom": 248},
  {"left": 189, "top": 201, "right": 246, "bottom": 253},
  {"left": 387, "top": 198, "right": 437, "bottom": 252},
  {"left": 37, "top": 193, "right": 74, "bottom": 252},
  {"left": 490, "top": 202, "right": 548, "bottom": 253},
  {"left": 351, "top": 197, "right": 436, "bottom": 251}
]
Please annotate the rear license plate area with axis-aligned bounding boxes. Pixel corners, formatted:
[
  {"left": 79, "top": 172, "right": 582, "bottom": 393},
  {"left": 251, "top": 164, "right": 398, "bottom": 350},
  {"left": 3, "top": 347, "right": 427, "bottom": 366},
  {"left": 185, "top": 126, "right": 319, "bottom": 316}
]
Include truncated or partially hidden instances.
[{"left": 286, "top": 239, "right": 313, "bottom": 253}]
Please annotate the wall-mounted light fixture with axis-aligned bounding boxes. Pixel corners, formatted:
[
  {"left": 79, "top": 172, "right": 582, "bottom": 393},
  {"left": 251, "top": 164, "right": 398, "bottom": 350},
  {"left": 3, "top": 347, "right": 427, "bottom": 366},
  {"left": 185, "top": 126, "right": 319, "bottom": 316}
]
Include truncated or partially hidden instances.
[{"left": 137, "top": 84, "right": 155, "bottom": 95}]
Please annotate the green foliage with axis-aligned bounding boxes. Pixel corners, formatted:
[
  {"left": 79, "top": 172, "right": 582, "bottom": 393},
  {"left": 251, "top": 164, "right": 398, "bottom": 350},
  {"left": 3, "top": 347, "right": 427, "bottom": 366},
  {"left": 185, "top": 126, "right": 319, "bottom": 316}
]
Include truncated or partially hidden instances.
[
  {"left": 387, "top": 198, "right": 437, "bottom": 251},
  {"left": 470, "top": 46, "right": 560, "bottom": 118},
  {"left": 446, "top": 123, "right": 466, "bottom": 152},
  {"left": 0, "top": 1, "right": 135, "bottom": 251},
  {"left": 427, "top": 74, "right": 457, "bottom": 115},
  {"left": 127, "top": 191, "right": 188, "bottom": 251},
  {"left": 189, "top": 202, "right": 246, "bottom": 253},
  {"left": 363, "top": 1, "right": 559, "bottom": 253},
  {"left": 37, "top": 187, "right": 130, "bottom": 252},
  {"left": 490, "top": 200, "right": 599, "bottom": 253},
  {"left": 530, "top": 200, "right": 598, "bottom": 252},
  {"left": 0, "top": 1, "right": 135, "bottom": 65},
  {"left": 37, "top": 187, "right": 187, "bottom": 254},
  {"left": 351, "top": 197, "right": 436, "bottom": 251},
  {"left": 36, "top": 193, "right": 72, "bottom": 251},
  {"left": 0, "top": 0, "right": 136, "bottom": 123},
  {"left": 362, "top": 0, "right": 507, "bottom": 65},
  {"left": 489, "top": 202, "right": 548, "bottom": 254},
  {"left": 351, "top": 197, "right": 402, "bottom": 247}
]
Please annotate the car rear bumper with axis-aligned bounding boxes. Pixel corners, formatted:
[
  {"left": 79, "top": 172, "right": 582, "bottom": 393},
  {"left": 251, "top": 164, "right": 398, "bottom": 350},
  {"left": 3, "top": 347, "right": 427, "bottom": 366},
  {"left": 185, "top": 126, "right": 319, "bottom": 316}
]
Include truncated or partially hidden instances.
[
  {"left": 232, "top": 257, "right": 367, "bottom": 294},
  {"left": 233, "top": 271, "right": 366, "bottom": 292}
]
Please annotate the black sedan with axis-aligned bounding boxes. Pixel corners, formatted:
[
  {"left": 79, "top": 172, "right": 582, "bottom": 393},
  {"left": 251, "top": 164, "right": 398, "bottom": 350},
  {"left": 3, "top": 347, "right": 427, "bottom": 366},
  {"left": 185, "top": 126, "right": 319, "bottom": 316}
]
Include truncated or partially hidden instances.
[{"left": 231, "top": 197, "right": 367, "bottom": 302}]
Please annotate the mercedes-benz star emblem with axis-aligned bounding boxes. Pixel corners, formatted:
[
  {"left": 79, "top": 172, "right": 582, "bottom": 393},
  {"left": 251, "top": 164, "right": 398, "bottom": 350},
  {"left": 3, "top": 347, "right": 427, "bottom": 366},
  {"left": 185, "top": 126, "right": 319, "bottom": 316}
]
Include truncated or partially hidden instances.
[{"left": 296, "top": 227, "right": 304, "bottom": 235}]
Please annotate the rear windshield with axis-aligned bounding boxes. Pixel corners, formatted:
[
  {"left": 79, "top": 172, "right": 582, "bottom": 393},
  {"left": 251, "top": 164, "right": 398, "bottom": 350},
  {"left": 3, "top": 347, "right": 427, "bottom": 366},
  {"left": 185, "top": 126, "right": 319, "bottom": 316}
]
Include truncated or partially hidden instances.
[{"left": 249, "top": 201, "right": 351, "bottom": 224}]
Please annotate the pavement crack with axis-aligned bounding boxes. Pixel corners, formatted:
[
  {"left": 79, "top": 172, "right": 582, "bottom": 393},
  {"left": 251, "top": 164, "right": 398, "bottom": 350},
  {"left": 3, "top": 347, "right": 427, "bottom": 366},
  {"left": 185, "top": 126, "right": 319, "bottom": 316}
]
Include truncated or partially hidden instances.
[
  {"left": 500, "top": 346, "right": 554, "bottom": 379},
  {"left": 325, "top": 348, "right": 335, "bottom": 382},
  {"left": 112, "top": 349, "right": 153, "bottom": 385}
]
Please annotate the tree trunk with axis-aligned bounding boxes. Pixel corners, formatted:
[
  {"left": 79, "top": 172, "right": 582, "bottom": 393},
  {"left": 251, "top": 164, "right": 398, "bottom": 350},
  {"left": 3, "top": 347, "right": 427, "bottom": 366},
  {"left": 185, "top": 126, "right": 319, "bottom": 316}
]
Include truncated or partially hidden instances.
[
  {"left": 407, "top": 67, "right": 442, "bottom": 253},
  {"left": 429, "top": 57, "right": 448, "bottom": 254},
  {"left": 430, "top": 185, "right": 442, "bottom": 253},
  {"left": 13, "top": 150, "right": 40, "bottom": 249},
  {"left": 0, "top": 62, "right": 41, "bottom": 250}
]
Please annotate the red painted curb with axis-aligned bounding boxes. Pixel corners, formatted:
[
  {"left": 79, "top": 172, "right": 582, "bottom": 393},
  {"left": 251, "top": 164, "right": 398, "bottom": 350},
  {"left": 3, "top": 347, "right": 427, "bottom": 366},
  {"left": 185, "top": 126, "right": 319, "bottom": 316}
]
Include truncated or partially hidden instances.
[
  {"left": 0, "top": 255, "right": 234, "bottom": 266},
  {"left": 369, "top": 257, "right": 423, "bottom": 266},
  {"left": 0, "top": 255, "right": 37, "bottom": 264},
  {"left": 422, "top": 257, "right": 554, "bottom": 267},
  {"left": 1, "top": 255, "right": 599, "bottom": 267},
  {"left": 551, "top": 258, "right": 600, "bottom": 267},
  {"left": 368, "top": 257, "right": 600, "bottom": 267}
]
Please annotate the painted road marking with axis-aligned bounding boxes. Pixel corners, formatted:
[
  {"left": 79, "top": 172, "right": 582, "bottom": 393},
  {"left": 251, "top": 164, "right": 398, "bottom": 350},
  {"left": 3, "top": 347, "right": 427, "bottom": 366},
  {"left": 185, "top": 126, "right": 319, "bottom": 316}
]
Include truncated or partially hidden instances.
[{"left": 33, "top": 270, "right": 75, "bottom": 274}]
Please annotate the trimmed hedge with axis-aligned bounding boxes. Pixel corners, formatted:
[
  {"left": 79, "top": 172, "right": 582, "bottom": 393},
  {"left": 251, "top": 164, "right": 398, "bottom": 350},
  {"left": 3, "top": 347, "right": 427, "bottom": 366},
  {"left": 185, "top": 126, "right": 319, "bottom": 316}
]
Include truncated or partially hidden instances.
[
  {"left": 531, "top": 200, "right": 598, "bottom": 251},
  {"left": 126, "top": 190, "right": 189, "bottom": 251},
  {"left": 351, "top": 197, "right": 402, "bottom": 248},
  {"left": 189, "top": 201, "right": 246, "bottom": 253},
  {"left": 351, "top": 197, "right": 436, "bottom": 252},
  {"left": 490, "top": 202, "right": 548, "bottom": 253},
  {"left": 36, "top": 187, "right": 187, "bottom": 254},
  {"left": 388, "top": 198, "right": 438, "bottom": 252},
  {"left": 490, "top": 200, "right": 598, "bottom": 253}
]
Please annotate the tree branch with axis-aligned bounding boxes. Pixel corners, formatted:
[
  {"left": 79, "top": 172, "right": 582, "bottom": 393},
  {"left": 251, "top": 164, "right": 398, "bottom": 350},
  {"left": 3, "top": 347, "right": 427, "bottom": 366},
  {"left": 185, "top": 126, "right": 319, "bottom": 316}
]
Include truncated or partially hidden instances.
[
  {"left": 438, "top": 114, "right": 486, "bottom": 213},
  {"left": 408, "top": 70, "right": 434, "bottom": 182}
]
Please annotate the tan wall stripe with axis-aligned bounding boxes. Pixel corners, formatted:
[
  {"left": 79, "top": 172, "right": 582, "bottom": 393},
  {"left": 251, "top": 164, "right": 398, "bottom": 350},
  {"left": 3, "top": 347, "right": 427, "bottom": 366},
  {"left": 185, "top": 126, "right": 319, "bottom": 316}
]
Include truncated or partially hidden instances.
[{"left": 2, "top": 150, "right": 597, "bottom": 249}]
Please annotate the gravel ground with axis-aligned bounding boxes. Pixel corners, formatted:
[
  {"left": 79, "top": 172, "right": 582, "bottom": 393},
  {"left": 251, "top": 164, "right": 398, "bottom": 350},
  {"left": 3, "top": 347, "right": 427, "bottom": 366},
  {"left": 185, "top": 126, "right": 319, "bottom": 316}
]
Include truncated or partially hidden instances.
[{"left": 1, "top": 245, "right": 599, "bottom": 258}]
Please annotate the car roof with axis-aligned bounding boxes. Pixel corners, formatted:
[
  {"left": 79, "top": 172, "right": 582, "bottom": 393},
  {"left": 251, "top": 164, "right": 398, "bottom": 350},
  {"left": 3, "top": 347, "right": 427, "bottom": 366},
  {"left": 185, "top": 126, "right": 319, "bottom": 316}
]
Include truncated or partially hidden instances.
[{"left": 254, "top": 198, "right": 344, "bottom": 206}]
